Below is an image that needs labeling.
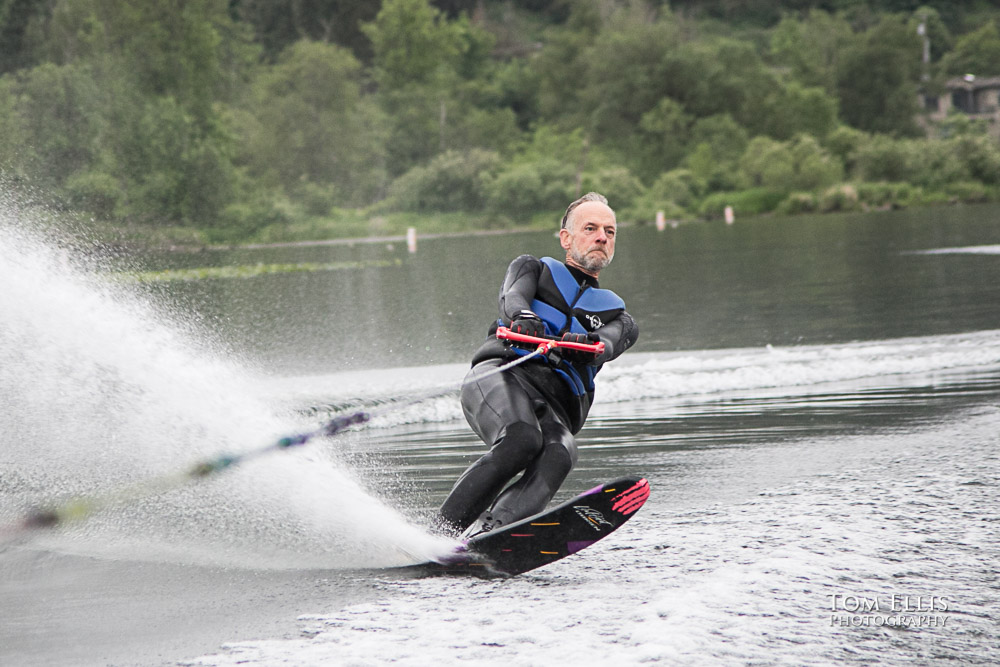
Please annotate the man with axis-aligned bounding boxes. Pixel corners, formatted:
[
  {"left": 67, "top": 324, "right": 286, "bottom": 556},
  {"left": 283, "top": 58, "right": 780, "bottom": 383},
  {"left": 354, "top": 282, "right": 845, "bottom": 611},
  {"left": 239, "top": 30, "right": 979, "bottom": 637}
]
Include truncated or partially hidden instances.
[{"left": 436, "top": 192, "right": 639, "bottom": 537}]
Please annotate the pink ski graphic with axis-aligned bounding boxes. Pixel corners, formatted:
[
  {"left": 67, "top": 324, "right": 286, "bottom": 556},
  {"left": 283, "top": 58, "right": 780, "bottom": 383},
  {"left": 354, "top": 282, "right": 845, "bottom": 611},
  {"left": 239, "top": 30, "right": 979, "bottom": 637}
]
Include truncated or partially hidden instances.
[{"left": 611, "top": 478, "right": 650, "bottom": 515}]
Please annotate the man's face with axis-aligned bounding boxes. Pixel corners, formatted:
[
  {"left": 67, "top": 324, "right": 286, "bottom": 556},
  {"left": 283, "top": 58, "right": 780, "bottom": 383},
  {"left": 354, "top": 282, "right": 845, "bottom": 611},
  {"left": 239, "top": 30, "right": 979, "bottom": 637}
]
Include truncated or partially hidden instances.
[{"left": 560, "top": 201, "right": 617, "bottom": 276}]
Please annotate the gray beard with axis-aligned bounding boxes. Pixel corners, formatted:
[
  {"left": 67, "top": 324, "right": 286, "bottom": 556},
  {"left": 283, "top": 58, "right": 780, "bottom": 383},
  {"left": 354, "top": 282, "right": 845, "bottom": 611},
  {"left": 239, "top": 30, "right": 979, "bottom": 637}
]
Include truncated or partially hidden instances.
[{"left": 571, "top": 248, "right": 613, "bottom": 273}]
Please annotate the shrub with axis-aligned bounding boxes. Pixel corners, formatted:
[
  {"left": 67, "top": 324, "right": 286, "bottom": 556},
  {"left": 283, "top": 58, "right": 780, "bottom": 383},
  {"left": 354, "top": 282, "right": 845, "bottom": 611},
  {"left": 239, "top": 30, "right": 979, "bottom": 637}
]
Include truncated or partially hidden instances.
[
  {"left": 484, "top": 158, "right": 576, "bottom": 222},
  {"left": 914, "top": 139, "right": 972, "bottom": 188},
  {"left": 384, "top": 149, "right": 501, "bottom": 212},
  {"left": 777, "top": 192, "right": 818, "bottom": 215},
  {"left": 944, "top": 181, "right": 993, "bottom": 203},
  {"left": 63, "top": 171, "right": 123, "bottom": 219},
  {"left": 824, "top": 126, "right": 868, "bottom": 175},
  {"left": 580, "top": 166, "right": 645, "bottom": 211},
  {"left": 739, "top": 137, "right": 794, "bottom": 190},
  {"left": 292, "top": 181, "right": 341, "bottom": 217},
  {"left": 793, "top": 135, "right": 844, "bottom": 189},
  {"left": 625, "top": 169, "right": 704, "bottom": 223},
  {"left": 818, "top": 184, "right": 861, "bottom": 212},
  {"left": 698, "top": 188, "right": 785, "bottom": 219},
  {"left": 656, "top": 169, "right": 707, "bottom": 209},
  {"left": 739, "top": 135, "right": 842, "bottom": 193},
  {"left": 855, "top": 182, "right": 920, "bottom": 209},
  {"left": 211, "top": 200, "right": 291, "bottom": 243},
  {"left": 626, "top": 197, "right": 688, "bottom": 226},
  {"left": 956, "top": 135, "right": 1000, "bottom": 185},
  {"left": 852, "top": 134, "right": 916, "bottom": 183}
]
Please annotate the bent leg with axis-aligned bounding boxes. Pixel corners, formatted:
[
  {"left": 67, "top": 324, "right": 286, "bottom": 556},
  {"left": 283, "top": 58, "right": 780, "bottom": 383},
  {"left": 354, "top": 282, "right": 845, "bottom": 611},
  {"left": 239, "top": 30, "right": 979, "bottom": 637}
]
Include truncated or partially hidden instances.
[
  {"left": 436, "top": 362, "right": 544, "bottom": 532},
  {"left": 487, "top": 403, "right": 578, "bottom": 526}
]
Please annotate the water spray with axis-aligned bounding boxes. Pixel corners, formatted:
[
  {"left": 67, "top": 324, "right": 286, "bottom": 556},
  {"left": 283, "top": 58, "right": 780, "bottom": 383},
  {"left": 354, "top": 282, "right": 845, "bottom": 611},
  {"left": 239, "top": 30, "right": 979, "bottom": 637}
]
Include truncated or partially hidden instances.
[{"left": 1, "top": 327, "right": 603, "bottom": 544}]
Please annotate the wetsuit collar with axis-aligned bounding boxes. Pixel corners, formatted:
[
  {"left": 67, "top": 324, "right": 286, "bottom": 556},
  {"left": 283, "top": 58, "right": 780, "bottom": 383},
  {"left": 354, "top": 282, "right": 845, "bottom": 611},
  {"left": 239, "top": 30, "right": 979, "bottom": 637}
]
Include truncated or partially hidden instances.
[{"left": 565, "top": 262, "right": 599, "bottom": 289}]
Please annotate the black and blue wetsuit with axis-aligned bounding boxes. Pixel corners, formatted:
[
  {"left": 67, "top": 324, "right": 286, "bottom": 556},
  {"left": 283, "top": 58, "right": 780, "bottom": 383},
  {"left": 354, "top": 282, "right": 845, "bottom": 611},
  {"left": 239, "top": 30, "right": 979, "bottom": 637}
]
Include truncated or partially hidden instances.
[{"left": 437, "top": 255, "right": 639, "bottom": 534}]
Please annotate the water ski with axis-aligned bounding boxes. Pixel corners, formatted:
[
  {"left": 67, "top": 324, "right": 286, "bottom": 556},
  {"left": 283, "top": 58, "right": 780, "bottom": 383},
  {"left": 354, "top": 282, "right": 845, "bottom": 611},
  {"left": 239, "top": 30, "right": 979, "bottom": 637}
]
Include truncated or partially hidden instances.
[{"left": 413, "top": 476, "right": 650, "bottom": 577}]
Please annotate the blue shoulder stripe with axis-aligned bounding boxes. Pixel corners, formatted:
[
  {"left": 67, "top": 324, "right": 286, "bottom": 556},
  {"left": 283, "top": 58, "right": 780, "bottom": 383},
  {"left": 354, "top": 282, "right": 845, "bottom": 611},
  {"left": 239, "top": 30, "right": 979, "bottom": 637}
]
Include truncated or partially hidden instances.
[
  {"left": 540, "top": 257, "right": 581, "bottom": 305},
  {"left": 541, "top": 256, "right": 625, "bottom": 312}
]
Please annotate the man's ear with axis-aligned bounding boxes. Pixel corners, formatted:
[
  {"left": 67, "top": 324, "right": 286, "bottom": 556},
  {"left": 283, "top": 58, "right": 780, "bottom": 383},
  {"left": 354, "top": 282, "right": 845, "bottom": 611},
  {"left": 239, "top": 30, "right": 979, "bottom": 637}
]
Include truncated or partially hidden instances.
[{"left": 559, "top": 227, "right": 572, "bottom": 250}]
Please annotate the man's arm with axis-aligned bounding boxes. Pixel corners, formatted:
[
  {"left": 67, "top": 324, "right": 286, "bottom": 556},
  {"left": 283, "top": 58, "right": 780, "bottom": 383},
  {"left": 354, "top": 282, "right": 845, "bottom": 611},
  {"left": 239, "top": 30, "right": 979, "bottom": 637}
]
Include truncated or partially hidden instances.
[
  {"left": 591, "top": 310, "right": 639, "bottom": 364},
  {"left": 497, "top": 255, "right": 543, "bottom": 324}
]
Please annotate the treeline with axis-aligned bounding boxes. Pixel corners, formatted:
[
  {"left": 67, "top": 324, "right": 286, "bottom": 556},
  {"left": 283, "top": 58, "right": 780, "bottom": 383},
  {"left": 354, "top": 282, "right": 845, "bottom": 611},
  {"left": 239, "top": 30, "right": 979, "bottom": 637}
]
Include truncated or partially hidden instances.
[{"left": 1, "top": 0, "right": 1000, "bottom": 243}]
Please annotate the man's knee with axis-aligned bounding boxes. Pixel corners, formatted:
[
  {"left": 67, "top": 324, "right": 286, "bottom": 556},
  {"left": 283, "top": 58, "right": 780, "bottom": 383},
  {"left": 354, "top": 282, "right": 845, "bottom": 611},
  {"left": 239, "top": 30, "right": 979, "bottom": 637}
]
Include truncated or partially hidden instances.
[
  {"left": 492, "top": 421, "right": 544, "bottom": 467},
  {"left": 548, "top": 433, "right": 578, "bottom": 475}
]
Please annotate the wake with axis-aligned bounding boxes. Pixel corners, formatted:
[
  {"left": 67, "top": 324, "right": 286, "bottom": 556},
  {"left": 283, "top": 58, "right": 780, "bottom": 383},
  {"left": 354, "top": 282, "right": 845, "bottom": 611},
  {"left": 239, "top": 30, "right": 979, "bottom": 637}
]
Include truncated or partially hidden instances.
[{"left": 0, "top": 221, "right": 448, "bottom": 569}]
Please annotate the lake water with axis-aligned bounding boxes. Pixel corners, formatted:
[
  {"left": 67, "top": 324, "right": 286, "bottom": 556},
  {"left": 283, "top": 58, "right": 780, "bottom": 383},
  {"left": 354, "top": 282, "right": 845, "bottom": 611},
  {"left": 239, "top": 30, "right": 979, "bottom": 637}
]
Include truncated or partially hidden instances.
[{"left": 2, "top": 204, "right": 1000, "bottom": 665}]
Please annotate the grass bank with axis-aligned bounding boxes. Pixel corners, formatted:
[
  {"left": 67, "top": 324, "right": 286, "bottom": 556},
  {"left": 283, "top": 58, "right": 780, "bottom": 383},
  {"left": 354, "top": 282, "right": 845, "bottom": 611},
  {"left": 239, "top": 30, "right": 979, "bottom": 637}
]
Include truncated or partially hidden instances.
[
  {"left": 71, "top": 208, "right": 565, "bottom": 251},
  {"left": 44, "top": 179, "right": 1000, "bottom": 253}
]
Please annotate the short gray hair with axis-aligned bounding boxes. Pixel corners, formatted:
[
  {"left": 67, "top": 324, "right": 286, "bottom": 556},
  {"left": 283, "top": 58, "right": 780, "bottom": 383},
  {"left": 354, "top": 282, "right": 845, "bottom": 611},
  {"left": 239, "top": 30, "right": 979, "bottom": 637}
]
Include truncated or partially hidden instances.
[{"left": 560, "top": 192, "right": 611, "bottom": 230}]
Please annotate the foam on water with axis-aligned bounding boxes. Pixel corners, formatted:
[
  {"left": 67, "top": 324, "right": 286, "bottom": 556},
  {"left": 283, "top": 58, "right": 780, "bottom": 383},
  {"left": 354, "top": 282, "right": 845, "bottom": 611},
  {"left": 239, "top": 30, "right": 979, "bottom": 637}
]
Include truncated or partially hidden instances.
[
  {"left": 599, "top": 333, "right": 1000, "bottom": 401},
  {"left": 910, "top": 244, "right": 1000, "bottom": 255},
  {"left": 188, "top": 407, "right": 1000, "bottom": 666},
  {"left": 284, "top": 330, "right": 1000, "bottom": 430},
  {"left": 0, "top": 222, "right": 450, "bottom": 568}
]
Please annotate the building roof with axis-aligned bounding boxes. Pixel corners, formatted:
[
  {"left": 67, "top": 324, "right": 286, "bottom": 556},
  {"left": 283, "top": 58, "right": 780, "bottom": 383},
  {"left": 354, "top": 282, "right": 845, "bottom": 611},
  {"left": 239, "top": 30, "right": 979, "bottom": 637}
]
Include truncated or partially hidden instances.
[{"left": 947, "top": 75, "right": 1000, "bottom": 91}]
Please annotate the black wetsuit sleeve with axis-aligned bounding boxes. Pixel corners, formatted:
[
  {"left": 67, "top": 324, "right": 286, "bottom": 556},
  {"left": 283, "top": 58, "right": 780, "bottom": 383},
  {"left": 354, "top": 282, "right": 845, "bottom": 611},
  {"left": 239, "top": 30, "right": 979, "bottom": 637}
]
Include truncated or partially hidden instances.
[
  {"left": 592, "top": 310, "right": 639, "bottom": 364},
  {"left": 497, "top": 254, "right": 543, "bottom": 324}
]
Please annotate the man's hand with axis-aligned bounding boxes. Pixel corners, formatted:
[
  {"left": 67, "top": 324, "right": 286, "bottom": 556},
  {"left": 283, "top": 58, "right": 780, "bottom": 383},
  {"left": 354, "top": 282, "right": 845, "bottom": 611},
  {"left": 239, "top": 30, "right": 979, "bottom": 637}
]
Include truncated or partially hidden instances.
[
  {"left": 559, "top": 332, "right": 601, "bottom": 363},
  {"left": 509, "top": 310, "right": 546, "bottom": 338}
]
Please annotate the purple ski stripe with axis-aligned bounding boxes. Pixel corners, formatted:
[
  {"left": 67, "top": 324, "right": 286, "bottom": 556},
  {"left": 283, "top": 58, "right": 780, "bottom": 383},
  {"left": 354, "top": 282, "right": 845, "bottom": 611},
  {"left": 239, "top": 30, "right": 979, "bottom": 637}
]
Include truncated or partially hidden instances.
[{"left": 566, "top": 540, "right": 596, "bottom": 554}]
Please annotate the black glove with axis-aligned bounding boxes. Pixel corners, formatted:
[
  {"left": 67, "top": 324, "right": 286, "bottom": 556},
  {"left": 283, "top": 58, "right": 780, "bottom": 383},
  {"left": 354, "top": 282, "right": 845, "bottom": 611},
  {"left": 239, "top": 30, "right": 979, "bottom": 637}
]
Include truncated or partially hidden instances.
[
  {"left": 509, "top": 311, "right": 546, "bottom": 338},
  {"left": 558, "top": 332, "right": 600, "bottom": 363}
]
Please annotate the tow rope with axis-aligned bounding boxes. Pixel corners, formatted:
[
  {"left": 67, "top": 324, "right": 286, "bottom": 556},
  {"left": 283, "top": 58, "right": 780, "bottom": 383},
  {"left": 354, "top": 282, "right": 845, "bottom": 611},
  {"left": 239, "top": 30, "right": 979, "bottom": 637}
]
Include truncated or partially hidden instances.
[{"left": 1, "top": 328, "right": 602, "bottom": 542}]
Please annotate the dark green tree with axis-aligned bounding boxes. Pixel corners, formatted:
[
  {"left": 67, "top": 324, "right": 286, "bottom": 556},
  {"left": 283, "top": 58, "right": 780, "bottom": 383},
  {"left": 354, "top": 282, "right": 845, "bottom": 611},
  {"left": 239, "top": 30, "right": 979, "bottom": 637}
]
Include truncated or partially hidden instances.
[
  {"left": 572, "top": 6, "right": 683, "bottom": 141},
  {"left": 636, "top": 97, "right": 694, "bottom": 176},
  {"left": 940, "top": 20, "right": 1000, "bottom": 77},
  {"left": 759, "top": 81, "right": 839, "bottom": 140},
  {"left": 0, "top": 0, "right": 53, "bottom": 73},
  {"left": 836, "top": 14, "right": 923, "bottom": 135},
  {"left": 363, "top": 0, "right": 518, "bottom": 176},
  {"left": 0, "top": 0, "right": 257, "bottom": 225},
  {"left": 0, "top": 62, "right": 104, "bottom": 187},
  {"left": 231, "top": 0, "right": 381, "bottom": 62},
  {"left": 769, "top": 10, "right": 854, "bottom": 93},
  {"left": 530, "top": 0, "right": 603, "bottom": 125},
  {"left": 239, "top": 40, "right": 387, "bottom": 206},
  {"left": 683, "top": 114, "right": 748, "bottom": 192}
]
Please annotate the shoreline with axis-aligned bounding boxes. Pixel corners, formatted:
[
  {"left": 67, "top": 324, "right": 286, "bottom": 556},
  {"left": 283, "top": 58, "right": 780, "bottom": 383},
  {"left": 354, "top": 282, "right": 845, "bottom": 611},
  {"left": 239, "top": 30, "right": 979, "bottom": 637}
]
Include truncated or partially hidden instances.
[
  {"left": 221, "top": 226, "right": 538, "bottom": 251},
  {"left": 72, "top": 197, "right": 997, "bottom": 254}
]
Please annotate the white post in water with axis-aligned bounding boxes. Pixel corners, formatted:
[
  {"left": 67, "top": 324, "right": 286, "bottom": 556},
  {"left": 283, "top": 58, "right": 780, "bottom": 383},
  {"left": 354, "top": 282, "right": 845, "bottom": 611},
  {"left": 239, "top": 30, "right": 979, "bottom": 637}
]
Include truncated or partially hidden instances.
[
  {"left": 655, "top": 210, "right": 666, "bottom": 231},
  {"left": 407, "top": 227, "right": 417, "bottom": 253},
  {"left": 724, "top": 206, "right": 735, "bottom": 225}
]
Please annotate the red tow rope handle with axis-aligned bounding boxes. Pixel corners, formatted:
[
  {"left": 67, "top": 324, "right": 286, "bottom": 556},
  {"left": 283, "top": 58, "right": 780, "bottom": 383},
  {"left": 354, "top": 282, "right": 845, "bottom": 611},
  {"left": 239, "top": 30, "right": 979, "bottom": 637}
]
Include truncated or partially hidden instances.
[{"left": 496, "top": 326, "right": 605, "bottom": 356}]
